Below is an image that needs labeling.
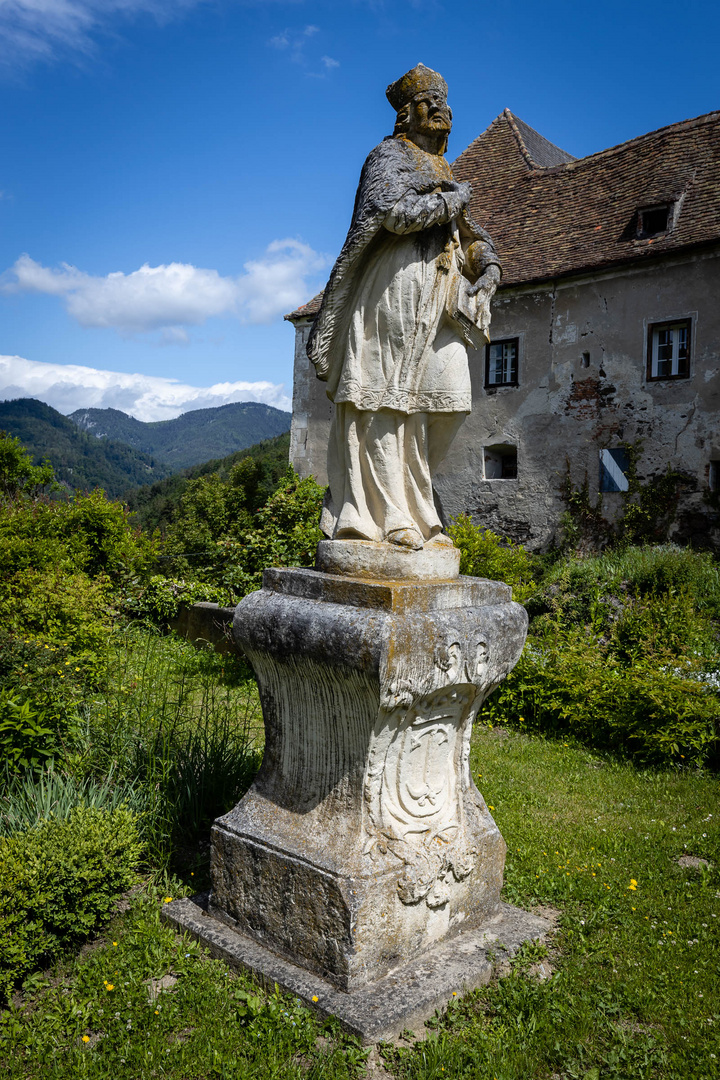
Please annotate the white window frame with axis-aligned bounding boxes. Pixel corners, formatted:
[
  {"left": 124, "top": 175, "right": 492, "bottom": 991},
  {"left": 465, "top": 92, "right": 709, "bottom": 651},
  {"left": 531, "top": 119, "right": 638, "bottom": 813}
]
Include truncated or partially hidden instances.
[
  {"left": 647, "top": 319, "right": 691, "bottom": 381},
  {"left": 485, "top": 338, "right": 519, "bottom": 388}
]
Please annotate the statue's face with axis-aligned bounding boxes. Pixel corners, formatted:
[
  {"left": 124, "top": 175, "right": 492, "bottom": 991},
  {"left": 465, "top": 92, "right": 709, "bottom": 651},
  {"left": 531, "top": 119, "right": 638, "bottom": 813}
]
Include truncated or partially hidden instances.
[{"left": 408, "top": 89, "right": 452, "bottom": 139}]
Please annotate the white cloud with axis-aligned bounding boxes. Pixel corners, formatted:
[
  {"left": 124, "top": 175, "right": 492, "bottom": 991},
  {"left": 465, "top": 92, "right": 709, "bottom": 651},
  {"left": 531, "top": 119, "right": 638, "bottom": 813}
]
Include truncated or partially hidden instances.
[
  {"left": 0, "top": 353, "right": 292, "bottom": 421},
  {"left": 0, "top": 0, "right": 204, "bottom": 68},
  {"left": 268, "top": 23, "right": 335, "bottom": 72},
  {"left": 268, "top": 29, "right": 290, "bottom": 48},
  {"left": 1, "top": 240, "right": 328, "bottom": 337}
]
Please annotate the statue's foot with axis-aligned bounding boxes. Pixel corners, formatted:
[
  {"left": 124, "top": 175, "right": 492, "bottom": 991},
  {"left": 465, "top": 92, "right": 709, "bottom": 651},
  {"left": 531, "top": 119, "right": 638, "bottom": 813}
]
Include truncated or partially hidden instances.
[
  {"left": 387, "top": 528, "right": 424, "bottom": 550},
  {"left": 428, "top": 532, "right": 455, "bottom": 548}
]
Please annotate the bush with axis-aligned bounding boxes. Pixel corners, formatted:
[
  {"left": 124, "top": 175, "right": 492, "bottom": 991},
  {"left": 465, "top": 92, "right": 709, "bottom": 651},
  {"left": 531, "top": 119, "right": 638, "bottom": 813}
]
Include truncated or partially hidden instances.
[
  {"left": 0, "top": 805, "right": 142, "bottom": 1000},
  {"left": 484, "top": 544, "right": 720, "bottom": 766},
  {"left": 448, "top": 515, "right": 537, "bottom": 603},
  {"left": 0, "top": 488, "right": 156, "bottom": 582},
  {"left": 124, "top": 574, "right": 233, "bottom": 624},
  {"left": 0, "top": 631, "right": 99, "bottom": 775},
  {"left": 483, "top": 626, "right": 719, "bottom": 765},
  {"left": 163, "top": 468, "right": 324, "bottom": 599},
  {"left": 0, "top": 568, "right": 114, "bottom": 660},
  {"left": 531, "top": 544, "right": 720, "bottom": 625},
  {"left": 0, "top": 692, "right": 58, "bottom": 774}
]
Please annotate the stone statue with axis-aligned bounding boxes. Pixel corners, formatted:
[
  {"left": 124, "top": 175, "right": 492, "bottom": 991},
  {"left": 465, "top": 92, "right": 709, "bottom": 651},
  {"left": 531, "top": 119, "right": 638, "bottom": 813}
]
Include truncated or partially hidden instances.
[
  {"left": 163, "top": 67, "right": 546, "bottom": 1044},
  {"left": 308, "top": 63, "right": 501, "bottom": 551}
]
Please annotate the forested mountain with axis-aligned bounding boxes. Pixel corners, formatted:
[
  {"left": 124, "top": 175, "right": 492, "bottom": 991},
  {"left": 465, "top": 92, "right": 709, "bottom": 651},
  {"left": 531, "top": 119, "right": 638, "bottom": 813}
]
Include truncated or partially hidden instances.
[
  {"left": 0, "top": 398, "right": 172, "bottom": 497},
  {"left": 69, "top": 401, "right": 291, "bottom": 471},
  {"left": 124, "top": 430, "right": 292, "bottom": 532}
]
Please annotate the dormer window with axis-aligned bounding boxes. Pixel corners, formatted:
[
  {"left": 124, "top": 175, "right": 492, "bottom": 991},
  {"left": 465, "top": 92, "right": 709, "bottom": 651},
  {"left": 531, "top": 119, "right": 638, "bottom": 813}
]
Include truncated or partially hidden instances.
[{"left": 637, "top": 204, "right": 672, "bottom": 238}]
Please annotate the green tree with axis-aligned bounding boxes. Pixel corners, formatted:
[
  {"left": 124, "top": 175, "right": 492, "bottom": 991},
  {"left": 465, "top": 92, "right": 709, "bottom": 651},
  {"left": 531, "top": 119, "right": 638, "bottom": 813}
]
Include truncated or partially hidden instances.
[{"left": 0, "top": 432, "right": 56, "bottom": 499}]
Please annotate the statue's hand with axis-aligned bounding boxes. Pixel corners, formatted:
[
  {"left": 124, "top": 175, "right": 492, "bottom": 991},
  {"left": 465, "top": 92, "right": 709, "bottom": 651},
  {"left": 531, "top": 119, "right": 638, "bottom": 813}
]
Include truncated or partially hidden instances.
[
  {"left": 455, "top": 181, "right": 472, "bottom": 207},
  {"left": 442, "top": 179, "right": 472, "bottom": 206},
  {"left": 467, "top": 264, "right": 501, "bottom": 300}
]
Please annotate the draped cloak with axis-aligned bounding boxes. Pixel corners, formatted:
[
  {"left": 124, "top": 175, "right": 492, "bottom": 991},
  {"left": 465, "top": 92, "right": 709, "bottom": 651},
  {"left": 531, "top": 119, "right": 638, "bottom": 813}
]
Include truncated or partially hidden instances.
[{"left": 307, "top": 135, "right": 500, "bottom": 543}]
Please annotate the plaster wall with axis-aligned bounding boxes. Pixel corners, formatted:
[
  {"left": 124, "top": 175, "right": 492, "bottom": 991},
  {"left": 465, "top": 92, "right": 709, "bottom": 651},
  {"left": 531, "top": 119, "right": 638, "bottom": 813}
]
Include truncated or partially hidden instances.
[{"left": 290, "top": 248, "right": 720, "bottom": 550}]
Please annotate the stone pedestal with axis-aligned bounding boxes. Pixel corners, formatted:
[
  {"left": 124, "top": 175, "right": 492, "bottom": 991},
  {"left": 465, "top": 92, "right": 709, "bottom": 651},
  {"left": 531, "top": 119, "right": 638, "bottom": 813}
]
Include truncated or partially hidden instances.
[
  {"left": 211, "top": 565, "right": 527, "bottom": 988},
  {"left": 162, "top": 560, "right": 549, "bottom": 1039}
]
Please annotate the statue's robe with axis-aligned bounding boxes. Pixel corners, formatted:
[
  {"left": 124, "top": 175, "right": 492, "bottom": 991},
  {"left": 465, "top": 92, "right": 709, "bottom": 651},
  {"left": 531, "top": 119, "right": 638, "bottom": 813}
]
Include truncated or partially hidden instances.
[{"left": 307, "top": 135, "right": 498, "bottom": 543}]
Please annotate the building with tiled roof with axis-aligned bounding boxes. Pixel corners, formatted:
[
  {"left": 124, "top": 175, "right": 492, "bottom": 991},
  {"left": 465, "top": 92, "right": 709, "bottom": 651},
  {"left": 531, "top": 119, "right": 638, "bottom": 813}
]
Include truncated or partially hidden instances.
[{"left": 287, "top": 109, "right": 720, "bottom": 550}]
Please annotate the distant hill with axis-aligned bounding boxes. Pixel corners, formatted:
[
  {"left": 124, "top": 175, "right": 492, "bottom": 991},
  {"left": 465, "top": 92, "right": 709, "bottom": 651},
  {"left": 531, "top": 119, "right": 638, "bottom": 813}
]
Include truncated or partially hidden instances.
[
  {"left": 124, "top": 431, "right": 292, "bottom": 532},
  {"left": 0, "top": 398, "right": 172, "bottom": 498},
  {"left": 69, "top": 401, "right": 291, "bottom": 472}
]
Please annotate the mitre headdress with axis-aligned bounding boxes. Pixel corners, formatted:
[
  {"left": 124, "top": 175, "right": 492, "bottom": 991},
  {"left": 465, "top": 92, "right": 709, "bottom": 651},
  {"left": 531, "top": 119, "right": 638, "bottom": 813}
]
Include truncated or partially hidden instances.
[{"left": 386, "top": 63, "right": 448, "bottom": 112}]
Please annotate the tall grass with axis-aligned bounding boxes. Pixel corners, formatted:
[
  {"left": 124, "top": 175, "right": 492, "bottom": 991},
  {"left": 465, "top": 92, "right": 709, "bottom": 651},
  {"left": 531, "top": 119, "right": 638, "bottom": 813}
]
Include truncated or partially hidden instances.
[
  {"left": 78, "top": 626, "right": 263, "bottom": 868},
  {"left": 0, "top": 767, "right": 145, "bottom": 836}
]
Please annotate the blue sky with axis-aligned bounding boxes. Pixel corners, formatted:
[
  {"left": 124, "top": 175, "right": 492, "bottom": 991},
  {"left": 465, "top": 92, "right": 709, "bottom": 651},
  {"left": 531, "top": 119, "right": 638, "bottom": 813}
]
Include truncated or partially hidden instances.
[{"left": 0, "top": 0, "right": 718, "bottom": 420}]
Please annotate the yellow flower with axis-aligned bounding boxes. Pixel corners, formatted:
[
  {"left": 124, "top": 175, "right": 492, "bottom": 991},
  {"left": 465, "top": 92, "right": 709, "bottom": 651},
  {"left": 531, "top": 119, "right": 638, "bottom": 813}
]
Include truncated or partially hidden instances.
[
  {"left": 112, "top": 942, "right": 117, "bottom": 947},
  {"left": 163, "top": 897, "right": 173, "bottom": 904},
  {"left": 628, "top": 879, "right": 638, "bottom": 891},
  {"left": 82, "top": 1035, "right": 90, "bottom": 1043},
  {"left": 154, "top": 1009, "right": 159, "bottom": 1015},
  {"left": 106, "top": 983, "right": 114, "bottom": 991},
  {"left": 312, "top": 995, "right": 319, "bottom": 1002},
  {"left": 488, "top": 805, "right": 494, "bottom": 811}
]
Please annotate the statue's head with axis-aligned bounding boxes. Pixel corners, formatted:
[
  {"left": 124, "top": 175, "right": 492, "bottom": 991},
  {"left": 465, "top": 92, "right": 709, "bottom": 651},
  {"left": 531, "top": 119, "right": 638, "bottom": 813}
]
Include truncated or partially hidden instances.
[{"left": 386, "top": 63, "right": 452, "bottom": 152}]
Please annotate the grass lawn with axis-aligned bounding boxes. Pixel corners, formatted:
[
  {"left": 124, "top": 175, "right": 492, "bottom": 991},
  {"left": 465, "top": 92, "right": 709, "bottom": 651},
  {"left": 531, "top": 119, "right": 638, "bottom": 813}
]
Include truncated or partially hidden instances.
[{"left": 1, "top": 726, "right": 717, "bottom": 1080}]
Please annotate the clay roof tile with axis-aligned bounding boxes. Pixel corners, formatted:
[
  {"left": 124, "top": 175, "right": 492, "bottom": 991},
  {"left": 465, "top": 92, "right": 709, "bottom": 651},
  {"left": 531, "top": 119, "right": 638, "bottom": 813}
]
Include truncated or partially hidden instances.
[{"left": 453, "top": 108, "right": 720, "bottom": 286}]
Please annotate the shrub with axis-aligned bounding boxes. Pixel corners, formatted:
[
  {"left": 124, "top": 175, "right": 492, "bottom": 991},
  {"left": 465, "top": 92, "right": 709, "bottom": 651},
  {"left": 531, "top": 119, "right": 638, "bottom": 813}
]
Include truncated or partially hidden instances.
[
  {"left": 0, "top": 805, "right": 142, "bottom": 1000},
  {"left": 124, "top": 574, "right": 233, "bottom": 624},
  {"left": 483, "top": 626, "right": 719, "bottom": 765},
  {"left": 0, "top": 488, "right": 156, "bottom": 582},
  {"left": 227, "top": 472, "right": 324, "bottom": 594},
  {"left": 448, "top": 515, "right": 537, "bottom": 603},
  {"left": 0, "top": 631, "right": 96, "bottom": 775},
  {"left": 0, "top": 568, "right": 114, "bottom": 660},
  {"left": 0, "top": 692, "right": 58, "bottom": 774},
  {"left": 533, "top": 544, "right": 720, "bottom": 625},
  {"left": 484, "top": 545, "right": 720, "bottom": 766},
  {"left": 163, "top": 468, "right": 325, "bottom": 599}
]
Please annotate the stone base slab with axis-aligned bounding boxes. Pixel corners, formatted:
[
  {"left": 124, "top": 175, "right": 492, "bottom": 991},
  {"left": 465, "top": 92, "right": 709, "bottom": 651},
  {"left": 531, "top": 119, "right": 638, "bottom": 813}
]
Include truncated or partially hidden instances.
[
  {"left": 315, "top": 538, "right": 461, "bottom": 581},
  {"left": 162, "top": 896, "right": 552, "bottom": 1044}
]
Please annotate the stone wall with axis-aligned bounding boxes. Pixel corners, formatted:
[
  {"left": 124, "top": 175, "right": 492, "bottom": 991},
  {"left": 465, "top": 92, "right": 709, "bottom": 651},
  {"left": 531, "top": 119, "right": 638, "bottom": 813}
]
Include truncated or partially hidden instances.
[
  {"left": 170, "top": 602, "right": 239, "bottom": 654},
  {"left": 291, "top": 246, "right": 720, "bottom": 551}
]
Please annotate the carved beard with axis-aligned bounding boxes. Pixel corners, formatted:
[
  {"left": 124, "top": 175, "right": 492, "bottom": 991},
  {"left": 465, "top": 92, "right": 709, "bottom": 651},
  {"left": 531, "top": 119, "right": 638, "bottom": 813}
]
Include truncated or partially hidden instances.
[
  {"left": 414, "top": 114, "right": 451, "bottom": 137},
  {"left": 407, "top": 104, "right": 452, "bottom": 153}
]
